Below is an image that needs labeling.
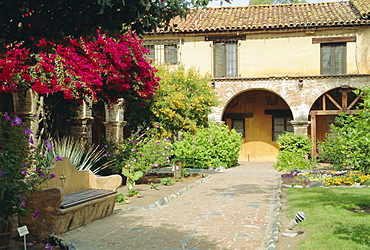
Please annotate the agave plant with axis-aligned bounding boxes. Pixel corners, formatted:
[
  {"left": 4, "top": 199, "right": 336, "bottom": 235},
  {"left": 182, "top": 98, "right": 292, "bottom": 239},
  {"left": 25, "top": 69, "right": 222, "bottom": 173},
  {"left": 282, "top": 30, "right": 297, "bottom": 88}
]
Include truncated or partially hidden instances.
[{"left": 47, "top": 136, "right": 114, "bottom": 174}]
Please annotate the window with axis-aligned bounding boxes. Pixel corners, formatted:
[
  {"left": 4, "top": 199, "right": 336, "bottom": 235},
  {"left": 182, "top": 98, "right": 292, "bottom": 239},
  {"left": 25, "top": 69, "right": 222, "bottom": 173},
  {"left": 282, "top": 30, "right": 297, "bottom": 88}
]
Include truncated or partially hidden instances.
[
  {"left": 232, "top": 119, "right": 245, "bottom": 138},
  {"left": 214, "top": 41, "right": 238, "bottom": 78},
  {"left": 273, "top": 117, "right": 293, "bottom": 141},
  {"left": 143, "top": 45, "right": 155, "bottom": 61},
  {"left": 164, "top": 44, "right": 178, "bottom": 64},
  {"left": 321, "top": 43, "right": 346, "bottom": 75}
]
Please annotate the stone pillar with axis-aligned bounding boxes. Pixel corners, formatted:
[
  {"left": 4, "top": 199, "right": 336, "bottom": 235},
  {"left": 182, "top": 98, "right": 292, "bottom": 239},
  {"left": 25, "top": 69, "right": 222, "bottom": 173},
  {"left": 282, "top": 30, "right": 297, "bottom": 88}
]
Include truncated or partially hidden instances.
[
  {"left": 67, "top": 100, "right": 94, "bottom": 143},
  {"left": 12, "top": 90, "right": 34, "bottom": 116},
  {"left": 103, "top": 121, "right": 126, "bottom": 142},
  {"left": 104, "top": 100, "right": 126, "bottom": 142},
  {"left": 290, "top": 120, "right": 311, "bottom": 135}
]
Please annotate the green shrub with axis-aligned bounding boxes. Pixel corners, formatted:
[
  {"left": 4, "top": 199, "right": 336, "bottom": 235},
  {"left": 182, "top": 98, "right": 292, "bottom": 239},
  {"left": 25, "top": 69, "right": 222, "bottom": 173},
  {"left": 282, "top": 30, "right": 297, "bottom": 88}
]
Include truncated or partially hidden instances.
[
  {"left": 318, "top": 87, "right": 370, "bottom": 174},
  {"left": 174, "top": 122, "right": 243, "bottom": 169},
  {"left": 108, "top": 125, "right": 174, "bottom": 175},
  {"left": 273, "top": 132, "right": 315, "bottom": 172}
]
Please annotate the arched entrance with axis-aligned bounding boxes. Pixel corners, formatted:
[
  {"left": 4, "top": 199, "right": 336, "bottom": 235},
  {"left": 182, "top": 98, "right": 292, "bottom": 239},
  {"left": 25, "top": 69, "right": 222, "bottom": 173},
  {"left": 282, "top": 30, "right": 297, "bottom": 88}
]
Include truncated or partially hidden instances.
[
  {"left": 222, "top": 90, "right": 293, "bottom": 161},
  {"left": 309, "top": 86, "right": 362, "bottom": 156}
]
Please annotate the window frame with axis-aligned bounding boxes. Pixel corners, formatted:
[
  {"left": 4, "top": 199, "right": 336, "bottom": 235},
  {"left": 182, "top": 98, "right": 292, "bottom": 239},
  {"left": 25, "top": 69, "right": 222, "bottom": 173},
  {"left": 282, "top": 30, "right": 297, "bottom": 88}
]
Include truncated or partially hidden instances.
[
  {"left": 143, "top": 45, "right": 155, "bottom": 62},
  {"left": 272, "top": 116, "right": 294, "bottom": 141},
  {"left": 320, "top": 43, "right": 346, "bottom": 75},
  {"left": 232, "top": 119, "right": 245, "bottom": 138},
  {"left": 164, "top": 44, "right": 178, "bottom": 64},
  {"left": 213, "top": 41, "right": 238, "bottom": 78}
]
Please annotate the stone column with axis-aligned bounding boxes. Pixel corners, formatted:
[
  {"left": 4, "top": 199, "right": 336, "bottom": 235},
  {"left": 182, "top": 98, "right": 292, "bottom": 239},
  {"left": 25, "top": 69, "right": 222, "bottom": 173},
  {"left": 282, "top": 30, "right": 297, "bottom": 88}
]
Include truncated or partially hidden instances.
[
  {"left": 67, "top": 100, "right": 94, "bottom": 143},
  {"left": 290, "top": 120, "right": 311, "bottom": 135},
  {"left": 103, "top": 121, "right": 126, "bottom": 142},
  {"left": 104, "top": 100, "right": 126, "bottom": 142}
]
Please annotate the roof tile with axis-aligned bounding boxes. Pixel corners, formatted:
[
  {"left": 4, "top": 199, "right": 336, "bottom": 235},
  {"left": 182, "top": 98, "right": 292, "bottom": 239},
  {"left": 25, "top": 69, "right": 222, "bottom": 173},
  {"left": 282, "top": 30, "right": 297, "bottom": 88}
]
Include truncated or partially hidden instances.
[{"left": 159, "top": 0, "right": 370, "bottom": 34}]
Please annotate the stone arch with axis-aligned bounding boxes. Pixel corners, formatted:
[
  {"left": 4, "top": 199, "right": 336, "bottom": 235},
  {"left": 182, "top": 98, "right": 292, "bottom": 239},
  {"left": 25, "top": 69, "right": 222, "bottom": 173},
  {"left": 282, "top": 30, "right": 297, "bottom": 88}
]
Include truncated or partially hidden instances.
[{"left": 220, "top": 88, "right": 293, "bottom": 161}]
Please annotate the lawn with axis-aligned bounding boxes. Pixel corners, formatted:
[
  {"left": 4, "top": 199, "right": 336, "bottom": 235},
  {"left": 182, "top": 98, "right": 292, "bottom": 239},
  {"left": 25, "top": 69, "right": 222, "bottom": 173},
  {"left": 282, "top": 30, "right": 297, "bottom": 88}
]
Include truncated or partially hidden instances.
[{"left": 286, "top": 187, "right": 370, "bottom": 250}]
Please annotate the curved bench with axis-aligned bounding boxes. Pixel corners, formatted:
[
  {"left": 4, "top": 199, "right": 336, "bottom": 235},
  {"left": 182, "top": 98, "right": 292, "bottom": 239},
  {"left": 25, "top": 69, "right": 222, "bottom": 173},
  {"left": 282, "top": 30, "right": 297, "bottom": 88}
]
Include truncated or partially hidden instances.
[{"left": 19, "top": 157, "right": 122, "bottom": 241}]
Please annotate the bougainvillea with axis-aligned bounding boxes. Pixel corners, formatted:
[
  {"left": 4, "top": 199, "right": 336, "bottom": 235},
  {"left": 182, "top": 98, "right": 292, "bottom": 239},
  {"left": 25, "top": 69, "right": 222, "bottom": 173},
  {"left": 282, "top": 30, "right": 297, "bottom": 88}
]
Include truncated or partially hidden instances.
[{"left": 0, "top": 31, "right": 159, "bottom": 104}]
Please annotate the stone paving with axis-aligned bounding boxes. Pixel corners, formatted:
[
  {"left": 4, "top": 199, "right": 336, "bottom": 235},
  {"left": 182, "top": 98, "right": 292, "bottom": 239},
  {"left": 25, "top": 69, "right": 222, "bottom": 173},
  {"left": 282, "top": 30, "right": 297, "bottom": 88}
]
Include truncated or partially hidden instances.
[{"left": 59, "top": 162, "right": 281, "bottom": 250}]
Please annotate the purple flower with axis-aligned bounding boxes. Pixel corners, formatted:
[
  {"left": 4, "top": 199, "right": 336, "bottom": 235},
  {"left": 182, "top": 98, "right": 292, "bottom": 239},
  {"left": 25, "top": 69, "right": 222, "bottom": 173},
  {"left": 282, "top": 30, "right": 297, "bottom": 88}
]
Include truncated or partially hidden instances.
[
  {"left": 141, "top": 153, "right": 145, "bottom": 156},
  {"left": 56, "top": 155, "right": 63, "bottom": 161},
  {"left": 129, "top": 140, "right": 134, "bottom": 143},
  {"left": 51, "top": 174, "right": 56, "bottom": 178},
  {"left": 104, "top": 145, "right": 108, "bottom": 148},
  {"left": 36, "top": 167, "right": 41, "bottom": 172},
  {"left": 0, "top": 172, "right": 3, "bottom": 177},
  {"left": 155, "top": 124, "right": 160, "bottom": 128},
  {"left": 26, "top": 243, "right": 34, "bottom": 247},
  {"left": 132, "top": 158, "right": 137, "bottom": 162},
  {"left": 33, "top": 210, "right": 40, "bottom": 218},
  {"left": 22, "top": 163, "right": 27, "bottom": 167},
  {"left": 29, "top": 145, "right": 35, "bottom": 150},
  {"left": 11, "top": 116, "right": 22, "bottom": 126},
  {"left": 152, "top": 163, "right": 159, "bottom": 167},
  {"left": 29, "top": 136, "right": 34, "bottom": 144},
  {"left": 130, "top": 149, "right": 135, "bottom": 152},
  {"left": 23, "top": 128, "right": 33, "bottom": 135},
  {"left": 21, "top": 170, "right": 27, "bottom": 175},
  {"left": 21, "top": 201, "right": 26, "bottom": 208},
  {"left": 45, "top": 243, "right": 53, "bottom": 249},
  {"left": 45, "top": 140, "right": 52, "bottom": 150},
  {"left": 0, "top": 145, "right": 3, "bottom": 150},
  {"left": 164, "top": 146, "right": 168, "bottom": 149},
  {"left": 39, "top": 173, "right": 46, "bottom": 178},
  {"left": 152, "top": 151, "right": 156, "bottom": 154}
]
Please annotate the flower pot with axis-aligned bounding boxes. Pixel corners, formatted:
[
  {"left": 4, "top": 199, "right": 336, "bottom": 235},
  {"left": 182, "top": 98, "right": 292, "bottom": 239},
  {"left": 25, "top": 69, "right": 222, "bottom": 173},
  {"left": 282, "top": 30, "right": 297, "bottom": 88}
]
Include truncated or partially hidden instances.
[{"left": 0, "top": 214, "right": 12, "bottom": 250}]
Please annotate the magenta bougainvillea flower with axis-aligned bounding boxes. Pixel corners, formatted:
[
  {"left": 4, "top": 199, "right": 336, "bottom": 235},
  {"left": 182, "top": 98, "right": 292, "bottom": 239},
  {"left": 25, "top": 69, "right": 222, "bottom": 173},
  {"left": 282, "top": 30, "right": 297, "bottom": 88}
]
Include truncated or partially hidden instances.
[{"left": 0, "top": 31, "right": 159, "bottom": 105}]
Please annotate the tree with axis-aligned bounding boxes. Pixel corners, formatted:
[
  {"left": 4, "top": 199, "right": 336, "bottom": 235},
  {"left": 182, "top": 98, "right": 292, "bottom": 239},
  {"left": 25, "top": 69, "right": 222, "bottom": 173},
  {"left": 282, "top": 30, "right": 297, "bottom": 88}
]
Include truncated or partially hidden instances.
[
  {"left": 249, "top": 0, "right": 306, "bottom": 5},
  {"left": 0, "top": 0, "right": 230, "bottom": 50},
  {"left": 134, "top": 64, "right": 219, "bottom": 136}
]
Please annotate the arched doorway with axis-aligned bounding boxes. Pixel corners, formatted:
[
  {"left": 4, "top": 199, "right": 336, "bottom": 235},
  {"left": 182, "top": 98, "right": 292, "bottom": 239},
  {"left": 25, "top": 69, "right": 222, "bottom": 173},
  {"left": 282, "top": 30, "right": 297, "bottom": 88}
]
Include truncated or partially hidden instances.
[
  {"left": 309, "top": 86, "right": 362, "bottom": 156},
  {"left": 222, "top": 90, "right": 293, "bottom": 161}
]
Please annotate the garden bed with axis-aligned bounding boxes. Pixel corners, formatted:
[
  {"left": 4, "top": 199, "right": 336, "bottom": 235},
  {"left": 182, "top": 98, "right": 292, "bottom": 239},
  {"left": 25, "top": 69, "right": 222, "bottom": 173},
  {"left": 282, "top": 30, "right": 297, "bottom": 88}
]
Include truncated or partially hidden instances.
[{"left": 281, "top": 170, "right": 370, "bottom": 188}]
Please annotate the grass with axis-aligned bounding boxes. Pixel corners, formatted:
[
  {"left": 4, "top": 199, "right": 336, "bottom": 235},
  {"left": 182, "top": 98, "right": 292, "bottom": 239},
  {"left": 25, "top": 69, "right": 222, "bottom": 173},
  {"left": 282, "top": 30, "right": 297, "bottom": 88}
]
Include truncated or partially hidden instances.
[{"left": 286, "top": 187, "right": 370, "bottom": 250}]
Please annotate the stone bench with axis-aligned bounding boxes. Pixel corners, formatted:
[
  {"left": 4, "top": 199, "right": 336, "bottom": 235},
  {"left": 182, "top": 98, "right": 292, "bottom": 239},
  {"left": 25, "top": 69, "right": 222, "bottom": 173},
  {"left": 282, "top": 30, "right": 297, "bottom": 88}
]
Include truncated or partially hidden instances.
[{"left": 19, "top": 157, "right": 122, "bottom": 241}]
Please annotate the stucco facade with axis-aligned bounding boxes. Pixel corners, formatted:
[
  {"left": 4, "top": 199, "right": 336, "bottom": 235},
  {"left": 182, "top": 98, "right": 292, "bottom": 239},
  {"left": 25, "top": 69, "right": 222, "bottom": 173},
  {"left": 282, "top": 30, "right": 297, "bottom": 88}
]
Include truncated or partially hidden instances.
[{"left": 144, "top": 0, "right": 370, "bottom": 161}]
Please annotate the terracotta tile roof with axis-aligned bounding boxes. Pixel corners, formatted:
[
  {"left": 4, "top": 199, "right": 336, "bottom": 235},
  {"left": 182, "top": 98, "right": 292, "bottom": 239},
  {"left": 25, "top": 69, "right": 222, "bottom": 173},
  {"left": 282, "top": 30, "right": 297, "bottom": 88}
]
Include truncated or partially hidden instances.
[{"left": 158, "top": 0, "right": 370, "bottom": 34}]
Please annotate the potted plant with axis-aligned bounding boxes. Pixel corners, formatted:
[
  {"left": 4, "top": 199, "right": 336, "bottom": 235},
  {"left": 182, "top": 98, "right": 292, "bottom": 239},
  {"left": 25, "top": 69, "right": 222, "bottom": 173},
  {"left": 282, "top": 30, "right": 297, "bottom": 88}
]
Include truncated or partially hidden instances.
[{"left": 0, "top": 112, "right": 55, "bottom": 248}]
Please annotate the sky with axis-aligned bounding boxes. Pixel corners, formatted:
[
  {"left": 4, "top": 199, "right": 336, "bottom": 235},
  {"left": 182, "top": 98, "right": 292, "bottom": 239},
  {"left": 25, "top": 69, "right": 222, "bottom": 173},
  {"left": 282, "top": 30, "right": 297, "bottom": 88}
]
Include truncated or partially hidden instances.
[{"left": 207, "top": 0, "right": 341, "bottom": 7}]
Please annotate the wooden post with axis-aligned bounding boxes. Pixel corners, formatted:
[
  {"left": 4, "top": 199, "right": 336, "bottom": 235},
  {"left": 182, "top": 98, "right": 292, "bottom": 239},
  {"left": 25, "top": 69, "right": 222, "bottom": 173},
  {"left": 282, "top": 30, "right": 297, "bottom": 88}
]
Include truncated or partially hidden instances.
[
  {"left": 174, "top": 161, "right": 182, "bottom": 179},
  {"left": 310, "top": 111, "right": 317, "bottom": 157}
]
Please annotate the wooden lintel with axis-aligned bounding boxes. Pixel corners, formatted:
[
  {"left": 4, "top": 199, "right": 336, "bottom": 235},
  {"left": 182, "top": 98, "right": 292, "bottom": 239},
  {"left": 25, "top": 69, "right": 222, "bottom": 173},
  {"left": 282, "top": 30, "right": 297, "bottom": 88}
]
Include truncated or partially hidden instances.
[{"left": 311, "top": 110, "right": 358, "bottom": 115}]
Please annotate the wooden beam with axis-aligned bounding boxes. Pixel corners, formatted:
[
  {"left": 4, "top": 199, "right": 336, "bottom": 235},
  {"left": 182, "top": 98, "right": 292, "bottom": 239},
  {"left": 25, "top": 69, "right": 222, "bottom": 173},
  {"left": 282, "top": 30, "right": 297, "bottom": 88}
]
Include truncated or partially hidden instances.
[
  {"left": 310, "top": 111, "right": 317, "bottom": 157},
  {"left": 312, "top": 36, "right": 356, "bottom": 44},
  {"left": 313, "top": 110, "right": 358, "bottom": 115},
  {"left": 322, "top": 95, "right": 326, "bottom": 110},
  {"left": 325, "top": 93, "right": 342, "bottom": 110},
  {"left": 348, "top": 95, "right": 361, "bottom": 110}
]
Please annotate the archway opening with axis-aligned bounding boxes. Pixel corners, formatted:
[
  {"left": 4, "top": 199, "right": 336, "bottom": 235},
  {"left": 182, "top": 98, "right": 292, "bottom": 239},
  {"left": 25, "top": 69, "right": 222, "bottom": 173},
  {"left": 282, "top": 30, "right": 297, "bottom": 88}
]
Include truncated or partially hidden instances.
[
  {"left": 222, "top": 90, "right": 293, "bottom": 161},
  {"left": 309, "top": 86, "right": 362, "bottom": 156}
]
